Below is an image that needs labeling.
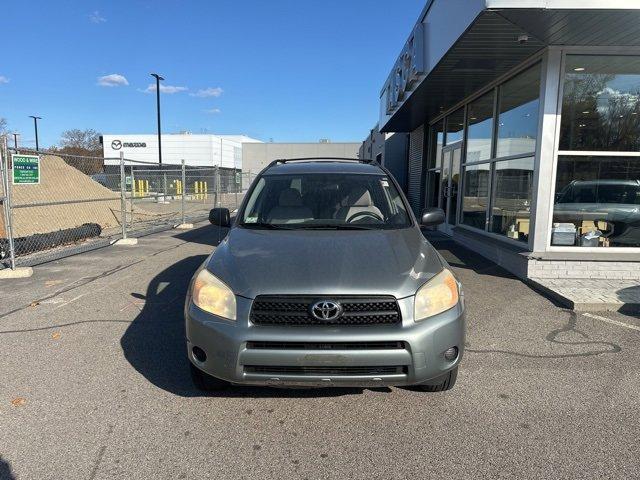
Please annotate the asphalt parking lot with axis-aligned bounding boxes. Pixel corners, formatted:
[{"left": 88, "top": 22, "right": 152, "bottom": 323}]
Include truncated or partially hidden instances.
[{"left": 1, "top": 223, "right": 639, "bottom": 480}]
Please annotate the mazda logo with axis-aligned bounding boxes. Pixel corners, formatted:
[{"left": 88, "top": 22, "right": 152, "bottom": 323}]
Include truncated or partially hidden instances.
[
  {"left": 310, "top": 300, "right": 343, "bottom": 321},
  {"left": 111, "top": 140, "right": 122, "bottom": 150}
]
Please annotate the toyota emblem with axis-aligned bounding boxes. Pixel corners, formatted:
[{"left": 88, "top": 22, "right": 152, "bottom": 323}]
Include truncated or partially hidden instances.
[
  {"left": 111, "top": 139, "right": 122, "bottom": 150},
  {"left": 310, "top": 300, "right": 343, "bottom": 321}
]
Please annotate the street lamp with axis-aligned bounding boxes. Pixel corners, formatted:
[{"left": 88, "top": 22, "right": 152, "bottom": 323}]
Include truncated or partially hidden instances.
[
  {"left": 29, "top": 115, "right": 42, "bottom": 151},
  {"left": 150, "top": 73, "right": 164, "bottom": 165}
]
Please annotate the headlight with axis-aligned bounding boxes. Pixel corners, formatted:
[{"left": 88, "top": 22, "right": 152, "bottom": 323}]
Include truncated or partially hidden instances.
[
  {"left": 192, "top": 269, "right": 236, "bottom": 320},
  {"left": 414, "top": 268, "right": 459, "bottom": 321}
]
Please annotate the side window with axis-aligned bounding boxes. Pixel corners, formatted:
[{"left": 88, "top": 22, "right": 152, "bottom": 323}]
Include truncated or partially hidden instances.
[{"left": 243, "top": 178, "right": 265, "bottom": 223}]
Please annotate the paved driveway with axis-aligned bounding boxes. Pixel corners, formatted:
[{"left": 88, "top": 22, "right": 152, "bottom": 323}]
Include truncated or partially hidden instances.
[{"left": 1, "top": 224, "right": 638, "bottom": 479}]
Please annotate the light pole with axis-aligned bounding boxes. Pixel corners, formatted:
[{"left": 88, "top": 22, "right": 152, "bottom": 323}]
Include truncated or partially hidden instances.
[
  {"left": 29, "top": 116, "right": 42, "bottom": 151},
  {"left": 12, "top": 133, "right": 19, "bottom": 150},
  {"left": 150, "top": 73, "right": 164, "bottom": 166}
]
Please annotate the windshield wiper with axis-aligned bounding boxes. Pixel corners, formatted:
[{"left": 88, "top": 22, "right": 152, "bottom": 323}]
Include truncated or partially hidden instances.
[
  {"left": 295, "top": 224, "right": 377, "bottom": 230},
  {"left": 241, "top": 223, "right": 295, "bottom": 230}
]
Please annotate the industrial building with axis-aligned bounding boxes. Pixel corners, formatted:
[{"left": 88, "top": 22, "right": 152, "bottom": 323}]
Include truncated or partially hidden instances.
[
  {"left": 241, "top": 142, "right": 360, "bottom": 175},
  {"left": 375, "top": 0, "right": 640, "bottom": 281},
  {"left": 101, "top": 134, "right": 261, "bottom": 169},
  {"left": 360, "top": 125, "right": 409, "bottom": 192}
]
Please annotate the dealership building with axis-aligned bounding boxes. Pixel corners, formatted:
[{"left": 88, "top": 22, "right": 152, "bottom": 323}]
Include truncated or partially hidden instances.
[
  {"left": 101, "top": 134, "right": 262, "bottom": 169},
  {"left": 376, "top": 0, "right": 640, "bottom": 282}
]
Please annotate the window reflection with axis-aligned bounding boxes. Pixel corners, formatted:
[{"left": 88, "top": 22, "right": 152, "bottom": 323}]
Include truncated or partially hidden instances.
[
  {"left": 552, "top": 156, "right": 640, "bottom": 247},
  {"left": 560, "top": 55, "right": 640, "bottom": 152},
  {"left": 490, "top": 157, "right": 534, "bottom": 242},
  {"left": 461, "top": 163, "right": 490, "bottom": 229},
  {"left": 496, "top": 65, "right": 541, "bottom": 158},
  {"left": 429, "top": 120, "right": 444, "bottom": 169},
  {"left": 446, "top": 108, "right": 465, "bottom": 145},
  {"left": 466, "top": 91, "right": 494, "bottom": 162}
]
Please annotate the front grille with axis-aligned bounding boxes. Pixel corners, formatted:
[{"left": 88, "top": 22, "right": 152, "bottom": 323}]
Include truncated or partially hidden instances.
[
  {"left": 246, "top": 341, "right": 404, "bottom": 350},
  {"left": 244, "top": 365, "right": 406, "bottom": 376},
  {"left": 250, "top": 296, "right": 401, "bottom": 326}
]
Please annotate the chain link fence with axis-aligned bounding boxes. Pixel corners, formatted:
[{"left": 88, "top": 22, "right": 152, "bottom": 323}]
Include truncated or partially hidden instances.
[{"left": 0, "top": 137, "right": 257, "bottom": 269}]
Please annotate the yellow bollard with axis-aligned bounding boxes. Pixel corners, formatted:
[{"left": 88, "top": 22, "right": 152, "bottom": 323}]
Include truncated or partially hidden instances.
[
  {"left": 204, "top": 181, "right": 208, "bottom": 200},
  {"left": 195, "top": 181, "right": 199, "bottom": 200},
  {"left": 132, "top": 178, "right": 137, "bottom": 198},
  {"left": 145, "top": 180, "right": 149, "bottom": 196}
]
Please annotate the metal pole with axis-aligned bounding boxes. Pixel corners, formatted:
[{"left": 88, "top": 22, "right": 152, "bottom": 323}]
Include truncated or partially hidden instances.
[
  {"left": 151, "top": 73, "right": 164, "bottom": 165},
  {"left": 163, "top": 171, "right": 167, "bottom": 200},
  {"left": 234, "top": 168, "right": 238, "bottom": 209},
  {"left": 1, "top": 137, "right": 16, "bottom": 269},
  {"left": 29, "top": 116, "right": 41, "bottom": 151},
  {"left": 214, "top": 167, "right": 219, "bottom": 207},
  {"left": 119, "top": 152, "right": 127, "bottom": 239},
  {"left": 181, "top": 160, "right": 186, "bottom": 225},
  {"left": 129, "top": 166, "right": 136, "bottom": 226},
  {"left": 12, "top": 133, "right": 18, "bottom": 151}
]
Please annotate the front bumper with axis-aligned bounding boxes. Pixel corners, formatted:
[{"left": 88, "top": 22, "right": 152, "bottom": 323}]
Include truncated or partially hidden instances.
[{"left": 185, "top": 295, "right": 465, "bottom": 388}]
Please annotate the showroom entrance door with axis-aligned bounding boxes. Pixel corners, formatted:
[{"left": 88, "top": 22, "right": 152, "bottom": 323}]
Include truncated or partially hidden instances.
[{"left": 438, "top": 142, "right": 462, "bottom": 235}]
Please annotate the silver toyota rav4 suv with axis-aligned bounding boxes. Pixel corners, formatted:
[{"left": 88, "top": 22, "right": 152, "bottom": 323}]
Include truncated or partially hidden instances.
[{"left": 185, "top": 158, "right": 465, "bottom": 392}]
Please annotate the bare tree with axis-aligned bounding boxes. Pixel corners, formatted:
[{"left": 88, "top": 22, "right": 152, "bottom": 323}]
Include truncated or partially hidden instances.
[
  {"left": 53, "top": 128, "right": 104, "bottom": 175},
  {"left": 57, "top": 128, "right": 102, "bottom": 156},
  {"left": 0, "top": 117, "right": 9, "bottom": 138}
]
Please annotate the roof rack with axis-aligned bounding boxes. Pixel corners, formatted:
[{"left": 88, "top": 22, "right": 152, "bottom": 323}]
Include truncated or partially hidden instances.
[{"left": 266, "top": 157, "right": 376, "bottom": 168}]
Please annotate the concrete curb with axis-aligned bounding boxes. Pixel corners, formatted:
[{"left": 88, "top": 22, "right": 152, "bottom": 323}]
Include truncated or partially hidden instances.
[
  {"left": 525, "top": 278, "right": 640, "bottom": 313},
  {"left": 114, "top": 238, "right": 138, "bottom": 246},
  {"left": 0, "top": 267, "right": 33, "bottom": 279}
]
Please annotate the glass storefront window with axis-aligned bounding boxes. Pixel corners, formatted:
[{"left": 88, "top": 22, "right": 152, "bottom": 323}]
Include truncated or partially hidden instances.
[
  {"left": 552, "top": 156, "right": 640, "bottom": 247},
  {"left": 496, "top": 64, "right": 541, "bottom": 158},
  {"left": 560, "top": 55, "right": 640, "bottom": 152},
  {"left": 446, "top": 108, "right": 465, "bottom": 145},
  {"left": 428, "top": 120, "right": 444, "bottom": 169},
  {"left": 426, "top": 170, "right": 441, "bottom": 209},
  {"left": 461, "top": 163, "right": 490, "bottom": 229},
  {"left": 490, "top": 157, "right": 534, "bottom": 242},
  {"left": 466, "top": 91, "right": 495, "bottom": 162}
]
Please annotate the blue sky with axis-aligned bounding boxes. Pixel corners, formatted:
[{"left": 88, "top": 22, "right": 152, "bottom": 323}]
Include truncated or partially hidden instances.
[{"left": 1, "top": 0, "right": 425, "bottom": 148}]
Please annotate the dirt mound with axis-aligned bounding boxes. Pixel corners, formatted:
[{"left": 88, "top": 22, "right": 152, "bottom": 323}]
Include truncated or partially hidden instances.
[{"left": 1, "top": 155, "right": 160, "bottom": 239}]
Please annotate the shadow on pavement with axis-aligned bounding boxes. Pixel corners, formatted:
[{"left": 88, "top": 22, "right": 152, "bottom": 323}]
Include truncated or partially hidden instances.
[
  {"left": 616, "top": 285, "right": 640, "bottom": 318},
  {"left": 422, "top": 230, "right": 515, "bottom": 279},
  {"left": 121, "top": 227, "right": 368, "bottom": 398},
  {"left": 172, "top": 223, "right": 229, "bottom": 247},
  {"left": 0, "top": 456, "right": 16, "bottom": 480}
]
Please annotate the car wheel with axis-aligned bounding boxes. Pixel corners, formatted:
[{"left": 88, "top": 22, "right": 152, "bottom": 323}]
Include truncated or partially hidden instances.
[
  {"left": 417, "top": 367, "right": 458, "bottom": 392},
  {"left": 190, "top": 362, "right": 230, "bottom": 391}
]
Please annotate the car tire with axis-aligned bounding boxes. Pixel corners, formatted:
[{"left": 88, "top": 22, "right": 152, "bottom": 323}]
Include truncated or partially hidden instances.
[
  {"left": 417, "top": 366, "right": 458, "bottom": 392},
  {"left": 190, "top": 362, "right": 231, "bottom": 391}
]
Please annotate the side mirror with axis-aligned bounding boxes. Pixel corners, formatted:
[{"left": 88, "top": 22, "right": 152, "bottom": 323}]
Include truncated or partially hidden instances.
[
  {"left": 209, "top": 208, "right": 231, "bottom": 228},
  {"left": 421, "top": 207, "right": 445, "bottom": 227}
]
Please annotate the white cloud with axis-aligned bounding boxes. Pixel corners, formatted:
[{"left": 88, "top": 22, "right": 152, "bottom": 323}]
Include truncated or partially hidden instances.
[
  {"left": 204, "top": 108, "right": 221, "bottom": 114},
  {"left": 0, "top": 76, "right": 9, "bottom": 84},
  {"left": 190, "top": 87, "right": 223, "bottom": 98},
  {"left": 97, "top": 74, "right": 129, "bottom": 87},
  {"left": 142, "top": 83, "right": 188, "bottom": 94},
  {"left": 89, "top": 11, "right": 106, "bottom": 24}
]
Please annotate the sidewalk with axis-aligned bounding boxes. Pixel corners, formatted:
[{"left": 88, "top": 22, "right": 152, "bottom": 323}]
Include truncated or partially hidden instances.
[
  {"left": 529, "top": 278, "right": 640, "bottom": 312},
  {"left": 423, "top": 229, "right": 640, "bottom": 313}
]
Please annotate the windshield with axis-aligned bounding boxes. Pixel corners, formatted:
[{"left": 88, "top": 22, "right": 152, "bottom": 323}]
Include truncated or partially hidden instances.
[{"left": 240, "top": 173, "right": 411, "bottom": 229}]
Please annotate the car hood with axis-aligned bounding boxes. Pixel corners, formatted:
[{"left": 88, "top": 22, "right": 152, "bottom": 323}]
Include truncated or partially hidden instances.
[
  {"left": 205, "top": 227, "right": 444, "bottom": 299},
  {"left": 554, "top": 203, "right": 640, "bottom": 222}
]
